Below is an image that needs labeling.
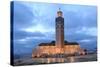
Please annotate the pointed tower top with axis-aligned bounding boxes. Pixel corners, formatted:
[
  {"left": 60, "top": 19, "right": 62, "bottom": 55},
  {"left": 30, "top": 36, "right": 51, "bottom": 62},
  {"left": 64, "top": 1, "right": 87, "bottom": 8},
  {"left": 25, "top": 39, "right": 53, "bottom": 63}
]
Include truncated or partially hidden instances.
[
  {"left": 57, "top": 8, "right": 62, "bottom": 13},
  {"left": 57, "top": 8, "right": 63, "bottom": 17}
]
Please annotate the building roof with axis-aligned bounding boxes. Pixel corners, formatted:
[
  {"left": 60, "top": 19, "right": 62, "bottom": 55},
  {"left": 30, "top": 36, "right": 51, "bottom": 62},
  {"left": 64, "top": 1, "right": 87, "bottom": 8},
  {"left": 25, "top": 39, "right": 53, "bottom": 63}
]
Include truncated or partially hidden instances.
[
  {"left": 39, "top": 43, "right": 55, "bottom": 46},
  {"left": 65, "top": 42, "right": 79, "bottom": 45},
  {"left": 38, "top": 41, "right": 79, "bottom": 46}
]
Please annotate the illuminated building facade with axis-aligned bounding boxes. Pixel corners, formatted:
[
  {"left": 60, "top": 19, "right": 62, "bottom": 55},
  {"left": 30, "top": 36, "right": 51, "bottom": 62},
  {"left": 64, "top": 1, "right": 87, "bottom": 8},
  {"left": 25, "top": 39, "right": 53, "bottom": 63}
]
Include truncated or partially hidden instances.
[{"left": 32, "top": 9, "right": 85, "bottom": 58}]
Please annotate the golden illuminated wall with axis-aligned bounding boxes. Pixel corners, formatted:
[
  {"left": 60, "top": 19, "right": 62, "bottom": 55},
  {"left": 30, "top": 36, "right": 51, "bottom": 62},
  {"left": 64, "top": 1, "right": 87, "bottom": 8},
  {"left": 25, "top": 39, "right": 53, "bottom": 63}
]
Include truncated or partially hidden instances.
[
  {"left": 64, "top": 45, "right": 80, "bottom": 54},
  {"left": 32, "top": 44, "right": 82, "bottom": 57},
  {"left": 38, "top": 46, "right": 56, "bottom": 55},
  {"left": 38, "top": 46, "right": 62, "bottom": 55}
]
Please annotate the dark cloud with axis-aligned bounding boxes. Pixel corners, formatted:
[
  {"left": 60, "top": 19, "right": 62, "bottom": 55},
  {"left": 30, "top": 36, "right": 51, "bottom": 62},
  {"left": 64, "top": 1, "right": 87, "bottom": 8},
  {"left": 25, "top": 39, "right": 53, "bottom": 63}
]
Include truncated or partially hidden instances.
[
  {"left": 65, "top": 31, "right": 97, "bottom": 41},
  {"left": 13, "top": 30, "right": 46, "bottom": 40},
  {"left": 13, "top": 2, "right": 35, "bottom": 29},
  {"left": 79, "top": 40, "right": 97, "bottom": 50},
  {"left": 64, "top": 6, "right": 97, "bottom": 29}
]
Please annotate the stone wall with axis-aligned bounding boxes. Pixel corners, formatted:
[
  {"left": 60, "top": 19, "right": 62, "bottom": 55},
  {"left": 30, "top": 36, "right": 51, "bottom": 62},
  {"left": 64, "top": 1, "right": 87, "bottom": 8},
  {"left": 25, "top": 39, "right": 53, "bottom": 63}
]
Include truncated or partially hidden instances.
[{"left": 32, "top": 44, "right": 84, "bottom": 57}]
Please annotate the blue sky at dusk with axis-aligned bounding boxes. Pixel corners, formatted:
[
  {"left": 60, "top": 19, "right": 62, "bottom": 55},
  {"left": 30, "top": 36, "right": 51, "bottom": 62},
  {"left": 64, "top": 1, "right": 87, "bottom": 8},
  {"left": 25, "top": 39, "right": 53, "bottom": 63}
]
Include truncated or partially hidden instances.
[{"left": 12, "top": 1, "right": 97, "bottom": 55}]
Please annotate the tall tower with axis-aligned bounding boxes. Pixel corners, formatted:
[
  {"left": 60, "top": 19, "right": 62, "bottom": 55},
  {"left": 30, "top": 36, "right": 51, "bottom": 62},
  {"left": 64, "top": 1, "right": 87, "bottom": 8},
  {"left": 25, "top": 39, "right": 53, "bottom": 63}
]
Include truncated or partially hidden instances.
[{"left": 55, "top": 8, "right": 64, "bottom": 48}]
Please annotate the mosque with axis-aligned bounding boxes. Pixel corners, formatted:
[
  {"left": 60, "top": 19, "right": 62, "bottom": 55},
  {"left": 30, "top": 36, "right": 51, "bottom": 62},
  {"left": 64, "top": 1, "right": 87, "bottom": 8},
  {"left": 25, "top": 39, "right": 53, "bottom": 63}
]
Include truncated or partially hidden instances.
[{"left": 32, "top": 9, "right": 85, "bottom": 58}]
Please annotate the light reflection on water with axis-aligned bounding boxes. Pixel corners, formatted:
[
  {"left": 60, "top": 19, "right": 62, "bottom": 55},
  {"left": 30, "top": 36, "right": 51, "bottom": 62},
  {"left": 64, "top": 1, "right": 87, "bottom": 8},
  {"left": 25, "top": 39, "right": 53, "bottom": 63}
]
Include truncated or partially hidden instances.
[
  {"left": 32, "top": 57, "right": 76, "bottom": 64},
  {"left": 14, "top": 54, "right": 97, "bottom": 65},
  {"left": 68, "top": 57, "right": 76, "bottom": 62}
]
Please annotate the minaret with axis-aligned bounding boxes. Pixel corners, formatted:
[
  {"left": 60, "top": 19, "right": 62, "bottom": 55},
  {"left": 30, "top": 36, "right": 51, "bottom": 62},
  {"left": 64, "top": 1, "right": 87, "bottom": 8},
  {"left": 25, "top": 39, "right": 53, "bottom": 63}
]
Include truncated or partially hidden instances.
[{"left": 55, "top": 8, "right": 64, "bottom": 48}]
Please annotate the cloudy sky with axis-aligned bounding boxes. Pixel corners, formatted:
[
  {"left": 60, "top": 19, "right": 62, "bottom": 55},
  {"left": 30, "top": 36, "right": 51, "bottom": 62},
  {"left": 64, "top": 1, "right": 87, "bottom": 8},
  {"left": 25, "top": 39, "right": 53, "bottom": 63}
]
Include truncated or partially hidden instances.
[{"left": 11, "top": 1, "right": 97, "bottom": 55}]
